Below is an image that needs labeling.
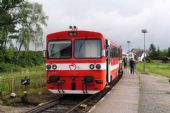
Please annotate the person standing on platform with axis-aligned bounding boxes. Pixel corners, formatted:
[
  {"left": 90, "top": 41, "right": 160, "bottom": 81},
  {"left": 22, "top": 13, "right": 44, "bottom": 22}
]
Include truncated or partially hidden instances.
[
  {"left": 129, "top": 58, "right": 135, "bottom": 74},
  {"left": 123, "top": 56, "right": 127, "bottom": 68}
]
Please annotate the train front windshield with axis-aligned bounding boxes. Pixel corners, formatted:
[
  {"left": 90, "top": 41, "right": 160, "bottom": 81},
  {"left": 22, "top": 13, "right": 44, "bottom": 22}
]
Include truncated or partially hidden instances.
[
  {"left": 48, "top": 40, "right": 72, "bottom": 59},
  {"left": 48, "top": 39, "right": 101, "bottom": 59},
  {"left": 74, "top": 39, "right": 101, "bottom": 58}
]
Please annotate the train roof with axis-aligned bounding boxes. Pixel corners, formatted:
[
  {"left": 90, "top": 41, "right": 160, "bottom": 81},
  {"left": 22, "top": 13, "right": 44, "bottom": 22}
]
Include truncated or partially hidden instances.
[
  {"left": 47, "top": 30, "right": 121, "bottom": 48},
  {"left": 47, "top": 30, "right": 104, "bottom": 38},
  {"left": 109, "top": 40, "right": 122, "bottom": 48}
]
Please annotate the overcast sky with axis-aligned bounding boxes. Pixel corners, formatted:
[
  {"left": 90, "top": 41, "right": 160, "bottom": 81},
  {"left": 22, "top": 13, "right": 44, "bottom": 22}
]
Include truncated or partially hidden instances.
[{"left": 29, "top": 0, "right": 170, "bottom": 52}]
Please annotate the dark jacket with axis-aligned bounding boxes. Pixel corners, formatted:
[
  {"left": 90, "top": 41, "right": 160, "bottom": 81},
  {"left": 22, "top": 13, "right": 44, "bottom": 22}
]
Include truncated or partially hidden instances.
[{"left": 130, "top": 59, "right": 135, "bottom": 68}]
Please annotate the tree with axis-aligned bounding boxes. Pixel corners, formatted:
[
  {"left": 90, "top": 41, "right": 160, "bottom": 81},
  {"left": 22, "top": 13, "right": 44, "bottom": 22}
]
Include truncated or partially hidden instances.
[
  {"left": 0, "top": 0, "right": 24, "bottom": 49},
  {"left": 160, "top": 49, "right": 167, "bottom": 57},
  {"left": 17, "top": 2, "right": 48, "bottom": 51},
  {"left": 156, "top": 47, "right": 160, "bottom": 59},
  {"left": 167, "top": 46, "right": 170, "bottom": 57},
  {"left": 0, "top": 0, "right": 48, "bottom": 51},
  {"left": 0, "top": 0, "right": 24, "bottom": 26},
  {"left": 148, "top": 43, "right": 157, "bottom": 59}
]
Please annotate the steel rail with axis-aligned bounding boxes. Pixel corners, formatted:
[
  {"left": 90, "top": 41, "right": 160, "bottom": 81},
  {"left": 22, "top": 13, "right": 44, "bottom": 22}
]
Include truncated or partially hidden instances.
[{"left": 26, "top": 95, "right": 64, "bottom": 113}]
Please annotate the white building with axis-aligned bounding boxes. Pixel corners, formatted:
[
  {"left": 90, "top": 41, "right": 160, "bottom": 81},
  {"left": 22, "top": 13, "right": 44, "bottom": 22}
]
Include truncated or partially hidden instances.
[
  {"left": 130, "top": 49, "right": 147, "bottom": 61},
  {"left": 127, "top": 51, "right": 135, "bottom": 60}
]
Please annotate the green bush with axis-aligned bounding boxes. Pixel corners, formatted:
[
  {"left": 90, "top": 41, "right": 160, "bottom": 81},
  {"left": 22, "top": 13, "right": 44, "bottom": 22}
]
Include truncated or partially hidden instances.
[
  {"left": 0, "top": 63, "right": 21, "bottom": 72},
  {"left": 0, "top": 50, "right": 45, "bottom": 72},
  {"left": 145, "top": 57, "right": 151, "bottom": 63}
]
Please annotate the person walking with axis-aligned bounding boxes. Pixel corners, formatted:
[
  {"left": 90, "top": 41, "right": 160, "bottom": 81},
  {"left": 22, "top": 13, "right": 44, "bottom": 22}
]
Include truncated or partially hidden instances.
[
  {"left": 129, "top": 58, "right": 135, "bottom": 74},
  {"left": 123, "top": 56, "right": 127, "bottom": 68}
]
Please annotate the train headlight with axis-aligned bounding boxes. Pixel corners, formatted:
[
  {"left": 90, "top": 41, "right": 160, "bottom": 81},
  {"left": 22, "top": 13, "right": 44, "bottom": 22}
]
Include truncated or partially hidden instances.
[
  {"left": 72, "top": 32, "right": 77, "bottom": 36},
  {"left": 46, "top": 64, "right": 51, "bottom": 70},
  {"left": 68, "top": 32, "right": 73, "bottom": 36},
  {"left": 96, "top": 64, "right": 101, "bottom": 69},
  {"left": 52, "top": 64, "right": 57, "bottom": 70},
  {"left": 89, "top": 64, "right": 95, "bottom": 69},
  {"left": 68, "top": 32, "right": 77, "bottom": 37}
]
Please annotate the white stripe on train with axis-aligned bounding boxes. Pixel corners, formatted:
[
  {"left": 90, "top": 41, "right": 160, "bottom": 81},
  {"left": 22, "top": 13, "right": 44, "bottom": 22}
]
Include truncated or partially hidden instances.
[
  {"left": 49, "top": 89, "right": 99, "bottom": 94},
  {"left": 46, "top": 63, "right": 106, "bottom": 70},
  {"left": 46, "top": 63, "right": 120, "bottom": 71},
  {"left": 109, "top": 63, "right": 119, "bottom": 70}
]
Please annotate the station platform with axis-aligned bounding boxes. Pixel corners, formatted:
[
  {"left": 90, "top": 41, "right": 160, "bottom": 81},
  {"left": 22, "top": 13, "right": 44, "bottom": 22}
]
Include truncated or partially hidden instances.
[{"left": 88, "top": 69, "right": 139, "bottom": 113}]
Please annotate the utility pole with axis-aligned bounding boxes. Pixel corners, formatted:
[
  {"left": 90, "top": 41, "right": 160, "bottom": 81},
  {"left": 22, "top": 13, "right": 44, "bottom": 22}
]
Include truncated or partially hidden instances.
[
  {"left": 127, "top": 41, "right": 131, "bottom": 52},
  {"left": 141, "top": 29, "right": 148, "bottom": 73}
]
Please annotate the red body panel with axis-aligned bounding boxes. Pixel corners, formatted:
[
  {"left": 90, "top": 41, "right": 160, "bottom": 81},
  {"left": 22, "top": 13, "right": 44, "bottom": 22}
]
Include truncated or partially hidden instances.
[{"left": 46, "top": 30, "right": 122, "bottom": 94}]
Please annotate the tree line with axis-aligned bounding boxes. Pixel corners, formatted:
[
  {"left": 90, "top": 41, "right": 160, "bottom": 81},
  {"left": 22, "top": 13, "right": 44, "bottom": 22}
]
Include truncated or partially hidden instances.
[
  {"left": 0, "top": 0, "right": 48, "bottom": 72},
  {"left": 148, "top": 43, "right": 170, "bottom": 60}
]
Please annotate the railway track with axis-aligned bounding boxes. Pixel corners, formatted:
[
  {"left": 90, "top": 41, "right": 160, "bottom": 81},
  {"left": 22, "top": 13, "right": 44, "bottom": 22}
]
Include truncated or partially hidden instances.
[
  {"left": 26, "top": 75, "right": 122, "bottom": 113},
  {"left": 26, "top": 94, "right": 89, "bottom": 113}
]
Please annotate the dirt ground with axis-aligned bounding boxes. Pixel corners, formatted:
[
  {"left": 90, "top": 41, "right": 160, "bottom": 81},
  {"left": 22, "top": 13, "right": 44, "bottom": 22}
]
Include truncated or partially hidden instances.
[
  {"left": 0, "top": 105, "right": 30, "bottom": 113},
  {"left": 0, "top": 91, "right": 57, "bottom": 113}
]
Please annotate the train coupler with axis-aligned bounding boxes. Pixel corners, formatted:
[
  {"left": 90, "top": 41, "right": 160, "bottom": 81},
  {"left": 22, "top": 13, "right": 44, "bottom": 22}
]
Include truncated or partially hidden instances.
[{"left": 57, "top": 80, "right": 65, "bottom": 94}]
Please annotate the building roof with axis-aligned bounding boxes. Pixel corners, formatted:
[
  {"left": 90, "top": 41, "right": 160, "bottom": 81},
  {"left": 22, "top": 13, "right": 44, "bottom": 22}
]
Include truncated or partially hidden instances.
[
  {"left": 131, "top": 49, "right": 145, "bottom": 57},
  {"left": 136, "top": 51, "right": 143, "bottom": 57}
]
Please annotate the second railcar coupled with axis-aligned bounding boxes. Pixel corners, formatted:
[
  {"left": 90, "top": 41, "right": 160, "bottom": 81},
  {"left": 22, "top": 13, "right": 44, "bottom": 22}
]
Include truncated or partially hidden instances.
[{"left": 46, "top": 29, "right": 123, "bottom": 94}]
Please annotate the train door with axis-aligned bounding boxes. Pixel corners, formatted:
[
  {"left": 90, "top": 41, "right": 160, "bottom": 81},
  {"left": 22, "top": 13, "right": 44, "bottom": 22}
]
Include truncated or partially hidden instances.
[{"left": 105, "top": 39, "right": 111, "bottom": 83}]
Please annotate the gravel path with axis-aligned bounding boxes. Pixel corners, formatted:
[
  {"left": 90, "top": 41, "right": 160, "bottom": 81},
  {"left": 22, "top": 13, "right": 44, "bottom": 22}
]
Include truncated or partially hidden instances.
[
  {"left": 139, "top": 73, "right": 170, "bottom": 113},
  {"left": 0, "top": 105, "right": 31, "bottom": 113}
]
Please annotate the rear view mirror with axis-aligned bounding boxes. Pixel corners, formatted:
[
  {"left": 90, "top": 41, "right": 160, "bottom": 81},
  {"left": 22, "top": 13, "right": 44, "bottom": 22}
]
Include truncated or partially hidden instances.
[{"left": 105, "top": 39, "right": 110, "bottom": 48}]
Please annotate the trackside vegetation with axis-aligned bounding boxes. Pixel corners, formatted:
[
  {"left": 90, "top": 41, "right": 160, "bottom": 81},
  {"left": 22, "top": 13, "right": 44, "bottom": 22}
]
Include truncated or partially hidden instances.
[
  {"left": 0, "top": 50, "right": 46, "bottom": 100},
  {"left": 0, "top": 50, "right": 45, "bottom": 72},
  {"left": 0, "top": 64, "right": 46, "bottom": 95},
  {"left": 0, "top": 0, "right": 48, "bottom": 103}
]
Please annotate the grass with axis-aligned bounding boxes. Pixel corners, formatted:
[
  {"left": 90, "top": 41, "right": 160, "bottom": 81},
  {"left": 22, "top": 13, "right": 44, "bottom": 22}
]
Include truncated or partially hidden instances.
[
  {"left": 136, "top": 62, "right": 170, "bottom": 78},
  {"left": 0, "top": 64, "right": 46, "bottom": 97}
]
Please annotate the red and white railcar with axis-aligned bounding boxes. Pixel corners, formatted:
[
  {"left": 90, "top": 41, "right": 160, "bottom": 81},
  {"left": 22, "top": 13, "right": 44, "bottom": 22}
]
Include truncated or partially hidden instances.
[{"left": 46, "top": 29, "right": 123, "bottom": 94}]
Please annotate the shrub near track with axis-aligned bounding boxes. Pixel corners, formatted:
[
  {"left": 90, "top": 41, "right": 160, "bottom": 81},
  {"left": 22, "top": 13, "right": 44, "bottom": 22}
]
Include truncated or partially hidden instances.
[
  {"left": 0, "top": 64, "right": 46, "bottom": 98},
  {"left": 136, "top": 62, "right": 170, "bottom": 78},
  {"left": 0, "top": 50, "right": 45, "bottom": 72}
]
